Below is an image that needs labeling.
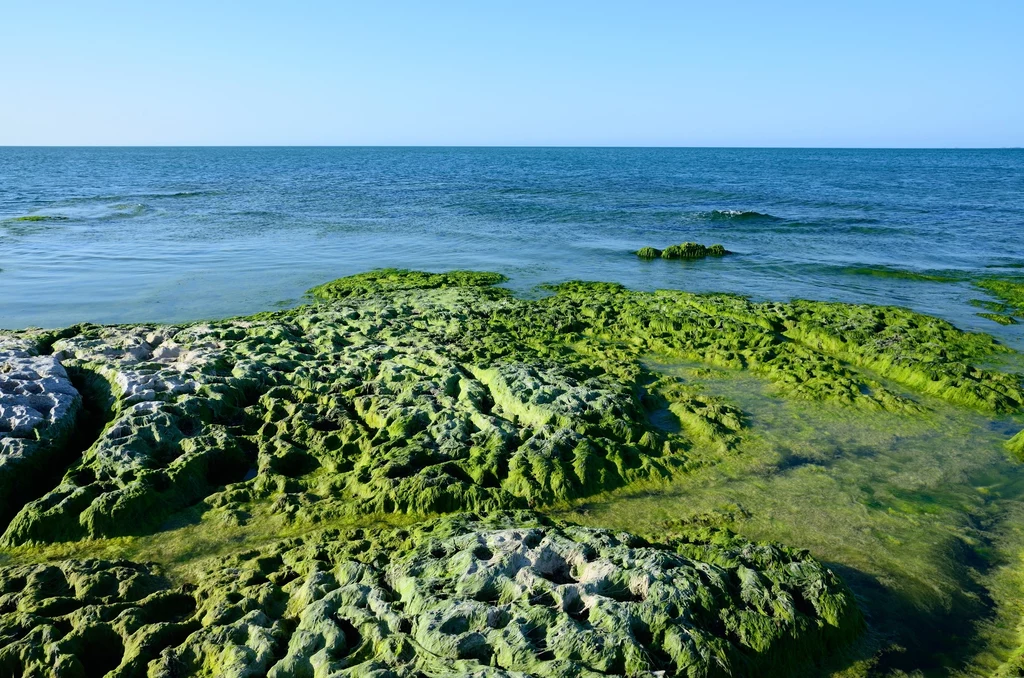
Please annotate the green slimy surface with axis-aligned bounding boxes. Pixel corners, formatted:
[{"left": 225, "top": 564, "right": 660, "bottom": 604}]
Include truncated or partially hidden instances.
[
  {"left": 1, "top": 269, "right": 1023, "bottom": 676},
  {"left": 977, "top": 280, "right": 1024, "bottom": 317},
  {"left": 636, "top": 242, "right": 730, "bottom": 259}
]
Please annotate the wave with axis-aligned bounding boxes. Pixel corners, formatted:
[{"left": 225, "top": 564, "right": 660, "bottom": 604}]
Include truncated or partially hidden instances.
[
  {"left": 57, "top": 189, "right": 221, "bottom": 206},
  {"left": 705, "top": 210, "right": 781, "bottom": 222}
]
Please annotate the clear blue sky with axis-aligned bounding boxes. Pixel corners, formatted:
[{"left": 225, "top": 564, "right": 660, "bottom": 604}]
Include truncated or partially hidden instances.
[{"left": 2, "top": 1, "right": 1021, "bottom": 147}]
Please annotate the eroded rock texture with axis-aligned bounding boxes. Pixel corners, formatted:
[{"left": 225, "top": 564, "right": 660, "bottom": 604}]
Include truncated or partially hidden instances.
[
  {"left": 0, "top": 338, "right": 82, "bottom": 530},
  {"left": 0, "top": 270, "right": 1019, "bottom": 548},
  {"left": 0, "top": 514, "right": 861, "bottom": 677},
  {"left": 0, "top": 269, "right": 1021, "bottom": 675}
]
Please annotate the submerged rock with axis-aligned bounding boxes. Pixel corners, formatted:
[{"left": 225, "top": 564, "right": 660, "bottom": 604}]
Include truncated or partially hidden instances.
[
  {"left": 0, "top": 513, "right": 862, "bottom": 677},
  {"left": 977, "top": 312, "right": 1019, "bottom": 325},
  {"left": 1007, "top": 430, "right": 1024, "bottom": 458},
  {"left": 975, "top": 278, "right": 1024, "bottom": 317}
]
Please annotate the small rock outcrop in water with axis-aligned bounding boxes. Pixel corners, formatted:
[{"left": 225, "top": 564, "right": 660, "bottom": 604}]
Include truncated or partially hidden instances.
[
  {"left": 0, "top": 513, "right": 861, "bottom": 677},
  {"left": 636, "top": 243, "right": 731, "bottom": 259}
]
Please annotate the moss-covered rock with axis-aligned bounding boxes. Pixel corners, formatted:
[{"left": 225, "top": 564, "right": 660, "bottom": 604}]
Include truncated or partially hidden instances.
[
  {"left": 0, "top": 559, "right": 197, "bottom": 677},
  {"left": 975, "top": 278, "right": 1024, "bottom": 317},
  {"left": 661, "top": 243, "right": 731, "bottom": 259},
  {"left": 309, "top": 268, "right": 508, "bottom": 301},
  {"left": 635, "top": 243, "right": 730, "bottom": 259},
  {"left": 978, "top": 312, "right": 1019, "bottom": 325},
  {"left": 0, "top": 270, "right": 1020, "bottom": 547},
  {"left": 1007, "top": 430, "right": 1024, "bottom": 459},
  {"left": 0, "top": 513, "right": 861, "bottom": 677}
]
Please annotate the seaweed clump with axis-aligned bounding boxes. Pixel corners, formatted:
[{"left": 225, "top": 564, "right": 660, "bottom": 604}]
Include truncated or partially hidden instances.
[
  {"left": 8, "top": 215, "right": 69, "bottom": 222},
  {"left": 309, "top": 268, "right": 507, "bottom": 300},
  {"left": 637, "top": 242, "right": 731, "bottom": 259},
  {"left": 974, "top": 278, "right": 1024, "bottom": 325}
]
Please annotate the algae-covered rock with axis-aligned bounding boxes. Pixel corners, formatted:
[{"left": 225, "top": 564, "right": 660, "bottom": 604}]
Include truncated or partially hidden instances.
[
  {"left": 975, "top": 278, "right": 1024, "bottom": 316},
  {"left": 0, "top": 338, "right": 82, "bottom": 531},
  {"left": 1007, "top": 430, "right": 1024, "bottom": 459},
  {"left": 0, "top": 269, "right": 1020, "bottom": 546},
  {"left": 0, "top": 513, "right": 861, "bottom": 677},
  {"left": 661, "top": 242, "right": 731, "bottom": 259},
  {"left": 0, "top": 559, "right": 197, "bottom": 677},
  {"left": 8, "top": 215, "right": 69, "bottom": 222},
  {"left": 977, "top": 312, "right": 1019, "bottom": 326},
  {"left": 309, "top": 268, "right": 508, "bottom": 301},
  {"left": 635, "top": 243, "right": 730, "bottom": 259}
]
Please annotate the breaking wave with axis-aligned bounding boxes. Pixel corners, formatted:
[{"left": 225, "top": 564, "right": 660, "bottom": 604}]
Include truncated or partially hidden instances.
[{"left": 705, "top": 210, "right": 782, "bottom": 222}]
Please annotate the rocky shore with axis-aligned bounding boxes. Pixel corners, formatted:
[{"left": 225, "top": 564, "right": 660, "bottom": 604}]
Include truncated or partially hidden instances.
[{"left": 1, "top": 269, "right": 1021, "bottom": 676}]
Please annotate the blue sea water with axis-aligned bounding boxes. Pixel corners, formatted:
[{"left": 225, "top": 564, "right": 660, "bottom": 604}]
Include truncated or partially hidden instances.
[{"left": 1, "top": 147, "right": 1023, "bottom": 348}]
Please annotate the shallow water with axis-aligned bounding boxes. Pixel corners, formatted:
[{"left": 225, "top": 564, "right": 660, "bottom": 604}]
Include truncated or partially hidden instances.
[
  {"left": 560, "top": 361, "right": 1024, "bottom": 675},
  {"left": 2, "top": 147, "right": 1023, "bottom": 349}
]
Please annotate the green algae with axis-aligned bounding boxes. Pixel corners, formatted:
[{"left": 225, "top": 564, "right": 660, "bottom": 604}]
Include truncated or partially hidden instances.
[
  {"left": 637, "top": 242, "right": 731, "bottom": 259},
  {"left": 0, "top": 512, "right": 861, "bottom": 677},
  {"left": 308, "top": 268, "right": 508, "bottom": 300},
  {"left": 840, "top": 265, "right": 967, "bottom": 283},
  {"left": 2, "top": 269, "right": 1024, "bottom": 675},
  {"left": 1008, "top": 430, "right": 1024, "bottom": 458},
  {"left": 980, "top": 312, "right": 1021, "bottom": 326},
  {"left": 8, "top": 214, "right": 69, "bottom": 222},
  {"left": 558, "top": 363, "right": 1024, "bottom": 676},
  {"left": 977, "top": 279, "right": 1024, "bottom": 317}
]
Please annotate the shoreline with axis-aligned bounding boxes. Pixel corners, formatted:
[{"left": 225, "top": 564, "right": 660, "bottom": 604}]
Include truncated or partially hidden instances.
[{"left": 1, "top": 269, "right": 1023, "bottom": 675}]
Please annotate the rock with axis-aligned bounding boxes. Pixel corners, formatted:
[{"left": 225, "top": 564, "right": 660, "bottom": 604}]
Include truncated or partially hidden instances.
[
  {"left": 633, "top": 243, "right": 731, "bottom": 259},
  {"left": 0, "top": 270, "right": 1019, "bottom": 546},
  {"left": 1007, "top": 430, "right": 1024, "bottom": 458},
  {"left": 0, "top": 340, "right": 82, "bottom": 529},
  {"left": 0, "top": 513, "right": 862, "bottom": 677}
]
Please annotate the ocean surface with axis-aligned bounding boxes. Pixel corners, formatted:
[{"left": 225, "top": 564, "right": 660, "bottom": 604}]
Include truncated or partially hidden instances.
[{"left": 2, "top": 147, "right": 1023, "bottom": 348}]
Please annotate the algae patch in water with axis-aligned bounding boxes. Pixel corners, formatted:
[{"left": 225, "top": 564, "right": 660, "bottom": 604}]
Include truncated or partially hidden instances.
[
  {"left": 9, "top": 214, "right": 69, "bottom": 222},
  {"left": 636, "top": 242, "right": 731, "bottom": 259},
  {"left": 1, "top": 268, "right": 1023, "bottom": 676},
  {"left": 977, "top": 279, "right": 1024, "bottom": 317}
]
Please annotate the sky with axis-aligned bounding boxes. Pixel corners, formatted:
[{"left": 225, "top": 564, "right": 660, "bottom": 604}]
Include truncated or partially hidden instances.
[{"left": 1, "top": 1, "right": 1021, "bottom": 147}]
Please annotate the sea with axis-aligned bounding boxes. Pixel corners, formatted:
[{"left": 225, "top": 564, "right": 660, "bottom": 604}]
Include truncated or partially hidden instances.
[{"left": 2, "top": 147, "right": 1022, "bottom": 348}]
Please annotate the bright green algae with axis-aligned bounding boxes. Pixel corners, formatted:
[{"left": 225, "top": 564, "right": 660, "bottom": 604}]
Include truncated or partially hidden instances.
[
  {"left": 636, "top": 243, "right": 730, "bottom": 259},
  {"left": 7, "top": 215, "right": 69, "bottom": 223},
  {"left": 0, "top": 513, "right": 859, "bottom": 677},
  {"left": 1, "top": 268, "right": 1023, "bottom": 676}
]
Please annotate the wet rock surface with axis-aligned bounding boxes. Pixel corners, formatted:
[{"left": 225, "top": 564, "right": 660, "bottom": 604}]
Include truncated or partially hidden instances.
[
  {"left": 0, "top": 270, "right": 1019, "bottom": 545},
  {"left": 636, "top": 243, "right": 730, "bottom": 259},
  {"left": 0, "top": 269, "right": 1021, "bottom": 676},
  {"left": 0, "top": 338, "right": 82, "bottom": 530},
  {"left": 0, "top": 513, "right": 861, "bottom": 677}
]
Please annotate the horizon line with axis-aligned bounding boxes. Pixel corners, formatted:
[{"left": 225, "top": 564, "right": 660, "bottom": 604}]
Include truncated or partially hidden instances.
[{"left": 1, "top": 144, "right": 1022, "bottom": 150}]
